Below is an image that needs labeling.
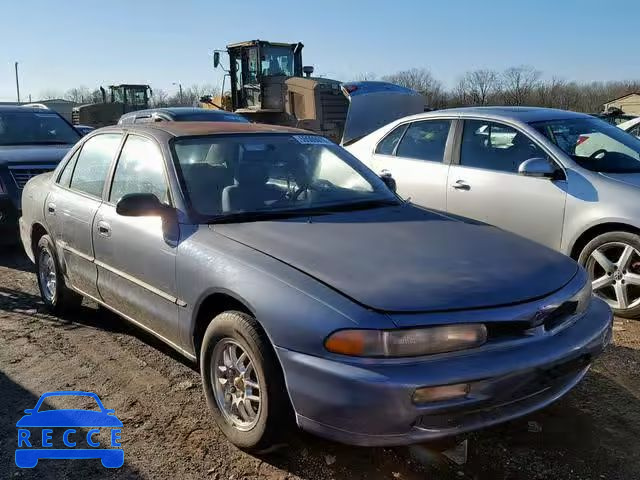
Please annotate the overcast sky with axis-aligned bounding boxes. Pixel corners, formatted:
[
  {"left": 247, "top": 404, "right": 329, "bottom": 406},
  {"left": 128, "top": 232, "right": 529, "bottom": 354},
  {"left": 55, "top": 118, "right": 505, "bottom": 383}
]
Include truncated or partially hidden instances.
[{"left": 1, "top": 0, "right": 639, "bottom": 101}]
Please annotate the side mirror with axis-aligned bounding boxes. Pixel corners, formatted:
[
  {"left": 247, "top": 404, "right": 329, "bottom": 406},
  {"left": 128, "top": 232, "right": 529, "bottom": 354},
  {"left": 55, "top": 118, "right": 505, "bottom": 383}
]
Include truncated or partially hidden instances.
[
  {"left": 379, "top": 172, "right": 397, "bottom": 192},
  {"left": 213, "top": 51, "right": 220, "bottom": 69},
  {"left": 116, "top": 193, "right": 171, "bottom": 217},
  {"left": 518, "top": 157, "right": 558, "bottom": 179}
]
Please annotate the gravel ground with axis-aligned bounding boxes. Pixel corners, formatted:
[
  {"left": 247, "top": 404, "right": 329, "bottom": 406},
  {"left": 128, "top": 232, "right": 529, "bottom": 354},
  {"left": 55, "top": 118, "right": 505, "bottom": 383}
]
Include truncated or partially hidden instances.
[{"left": 1, "top": 245, "right": 639, "bottom": 480}]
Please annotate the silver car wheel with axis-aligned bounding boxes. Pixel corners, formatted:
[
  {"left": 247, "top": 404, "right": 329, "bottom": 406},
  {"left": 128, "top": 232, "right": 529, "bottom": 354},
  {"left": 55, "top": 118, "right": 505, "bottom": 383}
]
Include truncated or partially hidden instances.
[
  {"left": 212, "top": 338, "right": 261, "bottom": 432},
  {"left": 38, "top": 248, "right": 57, "bottom": 302},
  {"left": 586, "top": 241, "right": 640, "bottom": 310}
]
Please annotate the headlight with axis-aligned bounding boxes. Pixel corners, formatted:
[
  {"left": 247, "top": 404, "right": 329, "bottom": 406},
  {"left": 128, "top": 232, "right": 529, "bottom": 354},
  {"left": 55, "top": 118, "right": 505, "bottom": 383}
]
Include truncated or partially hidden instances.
[
  {"left": 324, "top": 324, "right": 487, "bottom": 357},
  {"left": 572, "top": 278, "right": 592, "bottom": 317}
]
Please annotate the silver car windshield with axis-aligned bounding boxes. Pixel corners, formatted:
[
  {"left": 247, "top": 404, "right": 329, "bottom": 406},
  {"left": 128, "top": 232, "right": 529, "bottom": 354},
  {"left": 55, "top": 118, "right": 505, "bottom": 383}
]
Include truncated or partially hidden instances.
[
  {"left": 172, "top": 134, "right": 398, "bottom": 219},
  {"left": 532, "top": 117, "right": 640, "bottom": 173}
]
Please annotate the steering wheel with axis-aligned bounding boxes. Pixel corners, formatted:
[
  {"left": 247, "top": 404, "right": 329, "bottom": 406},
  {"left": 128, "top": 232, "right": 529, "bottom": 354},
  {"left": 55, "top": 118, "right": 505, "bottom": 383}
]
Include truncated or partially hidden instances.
[
  {"left": 589, "top": 148, "right": 608, "bottom": 159},
  {"left": 291, "top": 183, "right": 320, "bottom": 201}
]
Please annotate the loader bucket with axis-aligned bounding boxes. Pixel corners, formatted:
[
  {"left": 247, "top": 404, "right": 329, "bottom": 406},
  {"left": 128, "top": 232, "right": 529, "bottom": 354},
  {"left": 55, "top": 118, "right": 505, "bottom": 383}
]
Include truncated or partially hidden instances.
[{"left": 340, "top": 82, "right": 425, "bottom": 145}]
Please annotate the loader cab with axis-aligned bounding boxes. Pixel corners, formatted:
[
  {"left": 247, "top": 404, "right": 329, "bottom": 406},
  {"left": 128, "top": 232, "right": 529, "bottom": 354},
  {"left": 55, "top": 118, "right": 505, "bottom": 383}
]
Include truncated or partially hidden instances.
[
  {"left": 108, "top": 84, "right": 152, "bottom": 111},
  {"left": 226, "top": 40, "right": 303, "bottom": 111}
]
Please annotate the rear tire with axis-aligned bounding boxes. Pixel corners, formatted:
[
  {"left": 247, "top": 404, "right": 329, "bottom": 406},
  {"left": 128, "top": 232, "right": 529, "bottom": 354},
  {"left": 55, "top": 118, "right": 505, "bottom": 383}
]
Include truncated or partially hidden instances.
[
  {"left": 36, "top": 234, "right": 82, "bottom": 315},
  {"left": 578, "top": 230, "right": 640, "bottom": 319},
  {"left": 200, "top": 311, "right": 291, "bottom": 451}
]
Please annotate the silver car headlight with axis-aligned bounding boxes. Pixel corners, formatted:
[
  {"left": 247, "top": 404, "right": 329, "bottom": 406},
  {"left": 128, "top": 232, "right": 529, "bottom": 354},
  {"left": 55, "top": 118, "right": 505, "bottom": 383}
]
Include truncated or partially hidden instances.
[{"left": 324, "top": 324, "right": 487, "bottom": 357}]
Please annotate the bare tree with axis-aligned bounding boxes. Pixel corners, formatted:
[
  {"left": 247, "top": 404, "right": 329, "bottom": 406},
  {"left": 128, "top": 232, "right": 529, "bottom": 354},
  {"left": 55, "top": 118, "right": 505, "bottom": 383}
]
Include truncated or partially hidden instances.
[
  {"left": 382, "top": 68, "right": 443, "bottom": 108},
  {"left": 350, "top": 72, "right": 377, "bottom": 82},
  {"left": 38, "top": 89, "right": 64, "bottom": 101},
  {"left": 501, "top": 66, "right": 541, "bottom": 105},
  {"left": 150, "top": 89, "right": 169, "bottom": 107},
  {"left": 457, "top": 69, "right": 500, "bottom": 105},
  {"left": 64, "top": 86, "right": 91, "bottom": 104}
]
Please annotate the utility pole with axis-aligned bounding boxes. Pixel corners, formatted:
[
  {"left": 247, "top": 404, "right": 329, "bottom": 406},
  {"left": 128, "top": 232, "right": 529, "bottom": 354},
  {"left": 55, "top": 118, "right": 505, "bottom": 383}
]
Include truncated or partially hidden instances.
[
  {"left": 15, "top": 62, "right": 21, "bottom": 103},
  {"left": 173, "top": 82, "right": 183, "bottom": 105}
]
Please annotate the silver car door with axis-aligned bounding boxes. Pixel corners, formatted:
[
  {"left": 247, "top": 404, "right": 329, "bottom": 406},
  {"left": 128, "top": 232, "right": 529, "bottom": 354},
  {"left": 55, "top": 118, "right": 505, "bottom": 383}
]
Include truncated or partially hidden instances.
[
  {"left": 369, "top": 120, "right": 453, "bottom": 211},
  {"left": 45, "top": 134, "right": 122, "bottom": 298},
  {"left": 93, "top": 134, "right": 179, "bottom": 345},
  {"left": 446, "top": 119, "right": 567, "bottom": 250}
]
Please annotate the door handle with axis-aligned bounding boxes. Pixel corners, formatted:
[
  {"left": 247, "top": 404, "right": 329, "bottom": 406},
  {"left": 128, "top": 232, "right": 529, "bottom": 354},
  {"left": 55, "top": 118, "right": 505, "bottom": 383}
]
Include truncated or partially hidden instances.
[
  {"left": 97, "top": 221, "right": 111, "bottom": 237},
  {"left": 451, "top": 180, "right": 470, "bottom": 191},
  {"left": 47, "top": 203, "right": 56, "bottom": 214}
]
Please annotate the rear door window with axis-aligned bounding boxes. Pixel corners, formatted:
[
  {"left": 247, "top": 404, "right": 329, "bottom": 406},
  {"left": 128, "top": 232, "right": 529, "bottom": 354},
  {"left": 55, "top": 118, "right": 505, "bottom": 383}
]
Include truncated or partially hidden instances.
[
  {"left": 395, "top": 120, "right": 452, "bottom": 162},
  {"left": 69, "top": 133, "right": 122, "bottom": 198},
  {"left": 375, "top": 124, "right": 408, "bottom": 155}
]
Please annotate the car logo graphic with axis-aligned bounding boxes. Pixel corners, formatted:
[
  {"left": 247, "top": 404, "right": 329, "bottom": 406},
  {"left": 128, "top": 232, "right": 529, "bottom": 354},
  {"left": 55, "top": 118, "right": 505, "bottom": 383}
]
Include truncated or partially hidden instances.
[{"left": 15, "top": 391, "right": 123, "bottom": 468}]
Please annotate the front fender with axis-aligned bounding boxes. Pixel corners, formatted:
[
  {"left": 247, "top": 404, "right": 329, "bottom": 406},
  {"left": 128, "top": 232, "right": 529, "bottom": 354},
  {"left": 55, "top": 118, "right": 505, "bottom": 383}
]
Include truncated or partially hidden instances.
[{"left": 176, "top": 225, "right": 394, "bottom": 357}]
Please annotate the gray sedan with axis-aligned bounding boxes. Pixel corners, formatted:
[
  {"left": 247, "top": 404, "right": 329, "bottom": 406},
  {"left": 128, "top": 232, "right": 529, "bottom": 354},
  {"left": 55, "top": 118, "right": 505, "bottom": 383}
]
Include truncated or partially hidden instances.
[
  {"left": 347, "top": 107, "right": 640, "bottom": 318},
  {"left": 19, "top": 121, "right": 611, "bottom": 450}
]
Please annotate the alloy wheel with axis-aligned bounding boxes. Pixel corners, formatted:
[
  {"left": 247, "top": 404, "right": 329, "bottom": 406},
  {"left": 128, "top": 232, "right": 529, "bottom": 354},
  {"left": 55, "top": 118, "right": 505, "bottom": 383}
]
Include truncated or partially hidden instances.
[
  {"left": 586, "top": 241, "right": 640, "bottom": 310},
  {"left": 38, "top": 248, "right": 57, "bottom": 302},
  {"left": 211, "top": 338, "right": 262, "bottom": 431}
]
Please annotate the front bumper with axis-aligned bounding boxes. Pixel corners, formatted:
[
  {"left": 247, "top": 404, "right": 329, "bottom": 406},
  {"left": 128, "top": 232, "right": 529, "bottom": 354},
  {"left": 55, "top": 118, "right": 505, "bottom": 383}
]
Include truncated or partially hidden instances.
[
  {"left": 0, "top": 196, "right": 20, "bottom": 245},
  {"left": 277, "top": 297, "right": 612, "bottom": 446}
]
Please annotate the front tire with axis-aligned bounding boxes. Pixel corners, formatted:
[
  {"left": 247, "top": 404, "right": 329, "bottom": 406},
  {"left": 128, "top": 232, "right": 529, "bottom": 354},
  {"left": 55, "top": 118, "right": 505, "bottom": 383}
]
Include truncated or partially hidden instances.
[
  {"left": 36, "top": 235, "right": 82, "bottom": 314},
  {"left": 200, "top": 311, "right": 291, "bottom": 451},
  {"left": 578, "top": 231, "right": 640, "bottom": 319}
]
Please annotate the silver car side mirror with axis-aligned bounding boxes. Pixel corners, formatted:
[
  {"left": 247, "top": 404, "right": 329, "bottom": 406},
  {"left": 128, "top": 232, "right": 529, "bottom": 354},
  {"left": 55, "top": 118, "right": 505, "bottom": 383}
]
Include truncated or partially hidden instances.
[{"left": 518, "top": 158, "right": 557, "bottom": 179}]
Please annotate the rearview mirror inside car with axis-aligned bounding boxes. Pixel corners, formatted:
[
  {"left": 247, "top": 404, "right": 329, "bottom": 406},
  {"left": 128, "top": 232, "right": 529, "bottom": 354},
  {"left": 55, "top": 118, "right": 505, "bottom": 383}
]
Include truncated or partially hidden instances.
[
  {"left": 518, "top": 157, "right": 559, "bottom": 179},
  {"left": 116, "top": 193, "right": 171, "bottom": 217}
]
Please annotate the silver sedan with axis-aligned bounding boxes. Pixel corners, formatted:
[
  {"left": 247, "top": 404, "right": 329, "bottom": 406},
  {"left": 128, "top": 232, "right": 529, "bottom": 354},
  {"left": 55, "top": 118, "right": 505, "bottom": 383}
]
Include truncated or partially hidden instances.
[{"left": 346, "top": 107, "right": 640, "bottom": 318}]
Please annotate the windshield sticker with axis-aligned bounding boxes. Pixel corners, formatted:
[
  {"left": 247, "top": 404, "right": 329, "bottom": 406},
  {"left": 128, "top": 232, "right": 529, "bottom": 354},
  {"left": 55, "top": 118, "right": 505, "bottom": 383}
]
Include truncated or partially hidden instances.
[{"left": 292, "top": 135, "right": 333, "bottom": 145}]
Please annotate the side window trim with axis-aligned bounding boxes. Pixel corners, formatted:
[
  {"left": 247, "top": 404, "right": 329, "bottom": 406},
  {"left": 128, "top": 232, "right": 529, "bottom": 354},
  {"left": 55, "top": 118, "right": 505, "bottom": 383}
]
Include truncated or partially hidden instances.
[
  {"left": 453, "top": 118, "right": 566, "bottom": 178},
  {"left": 374, "top": 123, "right": 408, "bottom": 157},
  {"left": 105, "top": 133, "right": 173, "bottom": 207},
  {"left": 66, "top": 133, "right": 124, "bottom": 200},
  {"left": 55, "top": 145, "right": 82, "bottom": 185}
]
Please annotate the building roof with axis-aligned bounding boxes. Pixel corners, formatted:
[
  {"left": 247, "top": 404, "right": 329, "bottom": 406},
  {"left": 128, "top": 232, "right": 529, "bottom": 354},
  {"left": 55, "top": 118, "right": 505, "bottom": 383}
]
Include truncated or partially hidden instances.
[
  {"left": 0, "top": 105, "right": 58, "bottom": 113},
  {"left": 604, "top": 92, "right": 640, "bottom": 104}
]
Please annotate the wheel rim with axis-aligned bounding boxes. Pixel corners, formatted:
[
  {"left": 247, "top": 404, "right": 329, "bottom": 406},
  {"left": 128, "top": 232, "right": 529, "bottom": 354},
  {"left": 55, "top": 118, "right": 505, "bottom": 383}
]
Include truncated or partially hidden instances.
[
  {"left": 586, "top": 241, "right": 640, "bottom": 310},
  {"left": 38, "top": 247, "right": 57, "bottom": 302},
  {"left": 211, "top": 339, "right": 261, "bottom": 432}
]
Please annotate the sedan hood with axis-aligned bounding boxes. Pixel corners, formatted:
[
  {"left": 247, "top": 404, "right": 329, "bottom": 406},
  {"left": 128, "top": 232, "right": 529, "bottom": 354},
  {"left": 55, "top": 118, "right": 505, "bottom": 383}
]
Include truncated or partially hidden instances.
[
  {"left": 214, "top": 205, "right": 578, "bottom": 312},
  {"left": 0, "top": 144, "right": 72, "bottom": 166}
]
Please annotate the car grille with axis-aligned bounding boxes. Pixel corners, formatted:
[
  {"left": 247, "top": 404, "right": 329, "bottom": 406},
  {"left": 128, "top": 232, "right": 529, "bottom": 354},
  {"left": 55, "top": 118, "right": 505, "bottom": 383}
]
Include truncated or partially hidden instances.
[{"left": 9, "top": 165, "right": 57, "bottom": 189}]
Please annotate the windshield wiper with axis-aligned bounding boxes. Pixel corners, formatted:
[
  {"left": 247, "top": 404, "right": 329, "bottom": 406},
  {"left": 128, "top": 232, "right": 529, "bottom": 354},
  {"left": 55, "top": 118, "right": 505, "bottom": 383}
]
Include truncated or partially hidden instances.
[
  {"left": 304, "top": 198, "right": 402, "bottom": 213},
  {"left": 208, "top": 199, "right": 401, "bottom": 224},
  {"left": 208, "top": 209, "right": 321, "bottom": 224}
]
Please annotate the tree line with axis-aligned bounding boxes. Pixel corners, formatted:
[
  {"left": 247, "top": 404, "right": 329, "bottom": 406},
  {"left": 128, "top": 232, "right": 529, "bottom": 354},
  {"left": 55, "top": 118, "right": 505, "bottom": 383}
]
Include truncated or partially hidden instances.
[
  {"left": 38, "top": 84, "right": 219, "bottom": 108},
  {"left": 39, "top": 66, "right": 639, "bottom": 114},
  {"left": 355, "top": 65, "right": 639, "bottom": 113}
]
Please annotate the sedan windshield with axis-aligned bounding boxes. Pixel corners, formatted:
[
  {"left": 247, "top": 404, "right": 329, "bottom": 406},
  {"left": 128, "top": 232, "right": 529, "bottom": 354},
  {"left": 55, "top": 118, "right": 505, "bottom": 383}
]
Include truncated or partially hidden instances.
[
  {"left": 0, "top": 111, "right": 80, "bottom": 146},
  {"left": 172, "top": 134, "right": 398, "bottom": 219},
  {"left": 531, "top": 117, "right": 640, "bottom": 173}
]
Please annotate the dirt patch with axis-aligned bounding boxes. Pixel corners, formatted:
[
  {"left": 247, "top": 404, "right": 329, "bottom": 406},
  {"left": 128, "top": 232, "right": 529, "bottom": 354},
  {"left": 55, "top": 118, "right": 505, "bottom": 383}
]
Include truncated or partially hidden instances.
[{"left": 1, "top": 246, "right": 638, "bottom": 479}]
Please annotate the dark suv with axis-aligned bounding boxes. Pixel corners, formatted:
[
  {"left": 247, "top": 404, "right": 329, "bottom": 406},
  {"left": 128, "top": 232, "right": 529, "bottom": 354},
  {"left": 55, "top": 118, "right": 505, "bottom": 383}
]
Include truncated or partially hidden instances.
[{"left": 0, "top": 106, "right": 80, "bottom": 243}]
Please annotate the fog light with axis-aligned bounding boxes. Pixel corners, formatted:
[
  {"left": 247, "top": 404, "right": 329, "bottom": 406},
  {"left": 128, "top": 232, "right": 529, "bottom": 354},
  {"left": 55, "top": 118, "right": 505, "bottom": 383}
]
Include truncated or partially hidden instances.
[{"left": 413, "top": 383, "right": 470, "bottom": 404}]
